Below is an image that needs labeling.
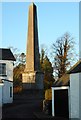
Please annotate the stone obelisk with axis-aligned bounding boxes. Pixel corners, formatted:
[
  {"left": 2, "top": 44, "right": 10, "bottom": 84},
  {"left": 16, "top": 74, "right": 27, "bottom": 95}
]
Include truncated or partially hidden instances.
[{"left": 22, "top": 3, "right": 44, "bottom": 89}]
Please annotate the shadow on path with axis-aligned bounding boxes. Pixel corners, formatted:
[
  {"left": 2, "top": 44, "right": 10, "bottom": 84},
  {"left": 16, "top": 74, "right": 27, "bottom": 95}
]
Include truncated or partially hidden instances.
[
  {"left": 2, "top": 90, "right": 44, "bottom": 119},
  {"left": 2, "top": 90, "right": 69, "bottom": 120}
]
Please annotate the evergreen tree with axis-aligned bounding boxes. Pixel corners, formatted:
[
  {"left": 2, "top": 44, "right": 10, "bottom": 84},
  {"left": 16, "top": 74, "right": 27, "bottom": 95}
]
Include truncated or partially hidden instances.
[{"left": 40, "top": 48, "right": 55, "bottom": 90}]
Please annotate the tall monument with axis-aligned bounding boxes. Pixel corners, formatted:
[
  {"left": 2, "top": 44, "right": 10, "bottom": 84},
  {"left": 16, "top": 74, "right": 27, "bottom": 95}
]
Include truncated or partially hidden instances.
[{"left": 22, "top": 3, "right": 44, "bottom": 89}]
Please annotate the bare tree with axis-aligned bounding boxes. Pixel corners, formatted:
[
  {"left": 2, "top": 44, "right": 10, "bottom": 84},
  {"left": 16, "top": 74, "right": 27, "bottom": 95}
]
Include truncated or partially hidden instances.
[
  {"left": 19, "top": 53, "right": 26, "bottom": 65},
  {"left": 52, "top": 32, "right": 78, "bottom": 79},
  {"left": 8, "top": 46, "right": 26, "bottom": 66}
]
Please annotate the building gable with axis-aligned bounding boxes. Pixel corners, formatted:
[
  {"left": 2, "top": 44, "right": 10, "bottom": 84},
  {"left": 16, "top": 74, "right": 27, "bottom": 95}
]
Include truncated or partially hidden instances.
[
  {"left": 67, "top": 60, "right": 81, "bottom": 74},
  {"left": 0, "top": 48, "right": 16, "bottom": 61}
]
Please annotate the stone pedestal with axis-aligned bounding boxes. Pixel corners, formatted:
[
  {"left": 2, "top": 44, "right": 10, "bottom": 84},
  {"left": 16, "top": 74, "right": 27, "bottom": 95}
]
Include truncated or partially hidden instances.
[{"left": 22, "top": 71, "right": 44, "bottom": 90}]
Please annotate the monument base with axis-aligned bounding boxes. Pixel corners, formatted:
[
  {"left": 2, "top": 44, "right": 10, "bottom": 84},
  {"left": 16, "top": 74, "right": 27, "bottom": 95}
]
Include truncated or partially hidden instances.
[{"left": 22, "top": 71, "right": 44, "bottom": 90}]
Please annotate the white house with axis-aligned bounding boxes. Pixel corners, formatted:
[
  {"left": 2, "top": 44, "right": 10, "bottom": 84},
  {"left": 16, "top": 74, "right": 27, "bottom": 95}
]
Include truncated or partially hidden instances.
[
  {"left": 0, "top": 48, "right": 16, "bottom": 105},
  {"left": 67, "top": 60, "right": 81, "bottom": 119},
  {"left": 0, "top": 80, "right": 3, "bottom": 106},
  {"left": 52, "top": 60, "right": 81, "bottom": 120}
]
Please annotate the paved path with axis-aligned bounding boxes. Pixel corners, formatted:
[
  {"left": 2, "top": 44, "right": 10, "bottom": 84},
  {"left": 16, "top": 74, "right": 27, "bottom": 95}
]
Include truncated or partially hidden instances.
[
  {"left": 2, "top": 90, "right": 68, "bottom": 120},
  {"left": 2, "top": 90, "right": 44, "bottom": 119}
]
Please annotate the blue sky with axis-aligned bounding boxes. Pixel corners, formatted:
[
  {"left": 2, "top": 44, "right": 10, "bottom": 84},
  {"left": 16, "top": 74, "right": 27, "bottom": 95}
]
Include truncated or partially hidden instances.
[{"left": 2, "top": 2, "right": 79, "bottom": 57}]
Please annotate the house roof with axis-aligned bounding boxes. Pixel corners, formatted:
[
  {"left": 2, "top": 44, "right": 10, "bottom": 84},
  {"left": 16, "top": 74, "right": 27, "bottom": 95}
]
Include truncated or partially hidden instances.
[
  {"left": 0, "top": 48, "right": 16, "bottom": 61},
  {"left": 52, "top": 74, "right": 70, "bottom": 87},
  {"left": 67, "top": 60, "right": 81, "bottom": 74},
  {"left": 52, "top": 60, "right": 81, "bottom": 87}
]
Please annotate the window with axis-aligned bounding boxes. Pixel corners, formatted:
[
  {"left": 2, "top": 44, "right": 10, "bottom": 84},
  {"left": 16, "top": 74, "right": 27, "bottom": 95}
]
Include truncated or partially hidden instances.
[
  {"left": 0, "top": 63, "right": 6, "bottom": 76},
  {"left": 10, "top": 87, "right": 12, "bottom": 97}
]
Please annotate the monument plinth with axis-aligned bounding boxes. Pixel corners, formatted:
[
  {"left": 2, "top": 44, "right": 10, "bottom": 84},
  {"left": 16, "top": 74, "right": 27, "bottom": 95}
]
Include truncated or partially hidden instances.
[{"left": 22, "top": 3, "right": 44, "bottom": 89}]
